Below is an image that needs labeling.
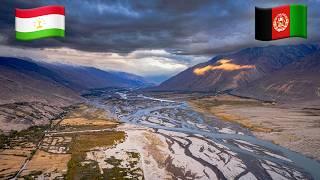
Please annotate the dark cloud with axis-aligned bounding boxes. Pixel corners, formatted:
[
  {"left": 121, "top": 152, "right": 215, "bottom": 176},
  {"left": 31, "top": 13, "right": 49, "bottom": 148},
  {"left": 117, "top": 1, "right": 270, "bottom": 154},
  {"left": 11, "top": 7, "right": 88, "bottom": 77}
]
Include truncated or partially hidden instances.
[{"left": 0, "top": 0, "right": 319, "bottom": 55}]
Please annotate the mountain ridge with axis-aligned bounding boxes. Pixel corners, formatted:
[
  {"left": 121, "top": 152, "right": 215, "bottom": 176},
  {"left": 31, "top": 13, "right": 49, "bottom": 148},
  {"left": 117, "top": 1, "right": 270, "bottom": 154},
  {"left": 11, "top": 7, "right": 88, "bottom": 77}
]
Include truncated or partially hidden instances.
[
  {"left": 0, "top": 57, "right": 152, "bottom": 105},
  {"left": 152, "top": 43, "right": 320, "bottom": 102}
]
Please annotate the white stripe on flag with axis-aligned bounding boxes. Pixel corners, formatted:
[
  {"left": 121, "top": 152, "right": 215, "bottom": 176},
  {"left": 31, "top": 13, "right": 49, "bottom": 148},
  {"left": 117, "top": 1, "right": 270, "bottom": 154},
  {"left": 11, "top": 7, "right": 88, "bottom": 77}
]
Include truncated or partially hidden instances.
[{"left": 15, "top": 14, "right": 65, "bottom": 32}]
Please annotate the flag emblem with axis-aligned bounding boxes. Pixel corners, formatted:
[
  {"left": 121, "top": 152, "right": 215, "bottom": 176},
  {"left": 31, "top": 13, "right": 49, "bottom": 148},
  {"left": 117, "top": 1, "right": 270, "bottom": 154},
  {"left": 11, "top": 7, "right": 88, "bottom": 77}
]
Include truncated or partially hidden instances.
[
  {"left": 255, "top": 4, "right": 307, "bottom": 41},
  {"left": 15, "top": 5, "right": 65, "bottom": 41},
  {"left": 273, "top": 13, "right": 289, "bottom": 32},
  {"left": 35, "top": 18, "right": 44, "bottom": 30}
]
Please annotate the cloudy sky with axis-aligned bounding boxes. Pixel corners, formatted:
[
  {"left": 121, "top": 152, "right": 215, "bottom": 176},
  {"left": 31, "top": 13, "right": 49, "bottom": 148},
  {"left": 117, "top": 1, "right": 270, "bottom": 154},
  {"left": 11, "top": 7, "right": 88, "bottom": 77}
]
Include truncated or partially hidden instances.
[{"left": 0, "top": 0, "right": 319, "bottom": 83}]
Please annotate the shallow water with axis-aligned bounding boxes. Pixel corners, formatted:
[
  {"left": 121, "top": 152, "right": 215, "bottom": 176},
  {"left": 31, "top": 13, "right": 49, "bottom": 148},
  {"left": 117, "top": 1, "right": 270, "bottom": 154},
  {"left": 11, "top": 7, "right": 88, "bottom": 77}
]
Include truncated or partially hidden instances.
[{"left": 89, "top": 90, "right": 320, "bottom": 179}]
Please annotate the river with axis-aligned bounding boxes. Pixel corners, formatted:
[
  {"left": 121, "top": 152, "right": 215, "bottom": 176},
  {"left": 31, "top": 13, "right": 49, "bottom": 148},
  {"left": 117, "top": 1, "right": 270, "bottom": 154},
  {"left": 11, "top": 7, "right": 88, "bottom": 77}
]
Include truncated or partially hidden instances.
[{"left": 86, "top": 89, "right": 320, "bottom": 179}]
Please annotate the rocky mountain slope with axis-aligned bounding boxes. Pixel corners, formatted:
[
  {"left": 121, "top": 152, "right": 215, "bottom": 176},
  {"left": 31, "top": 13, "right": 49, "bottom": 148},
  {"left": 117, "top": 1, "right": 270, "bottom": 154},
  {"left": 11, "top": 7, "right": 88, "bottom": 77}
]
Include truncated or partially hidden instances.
[
  {"left": 154, "top": 44, "right": 320, "bottom": 102},
  {"left": 0, "top": 57, "right": 151, "bottom": 132},
  {"left": 0, "top": 57, "right": 81, "bottom": 106},
  {"left": 233, "top": 51, "right": 320, "bottom": 102}
]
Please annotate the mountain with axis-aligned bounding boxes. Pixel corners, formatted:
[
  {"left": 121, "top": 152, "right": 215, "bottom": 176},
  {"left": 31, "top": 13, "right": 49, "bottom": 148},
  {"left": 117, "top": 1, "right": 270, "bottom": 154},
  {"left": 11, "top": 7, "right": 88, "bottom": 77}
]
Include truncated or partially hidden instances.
[
  {"left": 0, "top": 57, "right": 81, "bottom": 106},
  {"left": 0, "top": 57, "right": 81, "bottom": 131},
  {"left": 0, "top": 57, "right": 152, "bottom": 131},
  {"left": 0, "top": 57, "right": 153, "bottom": 104},
  {"left": 154, "top": 44, "right": 320, "bottom": 102},
  {"left": 233, "top": 51, "right": 320, "bottom": 102},
  {"left": 46, "top": 64, "right": 153, "bottom": 91},
  {"left": 101, "top": 71, "right": 155, "bottom": 88}
]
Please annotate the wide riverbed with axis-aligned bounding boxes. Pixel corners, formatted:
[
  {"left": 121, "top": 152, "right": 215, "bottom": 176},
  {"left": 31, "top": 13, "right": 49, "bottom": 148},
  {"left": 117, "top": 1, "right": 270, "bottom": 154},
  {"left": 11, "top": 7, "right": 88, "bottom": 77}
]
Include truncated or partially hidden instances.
[{"left": 87, "top": 89, "right": 320, "bottom": 179}]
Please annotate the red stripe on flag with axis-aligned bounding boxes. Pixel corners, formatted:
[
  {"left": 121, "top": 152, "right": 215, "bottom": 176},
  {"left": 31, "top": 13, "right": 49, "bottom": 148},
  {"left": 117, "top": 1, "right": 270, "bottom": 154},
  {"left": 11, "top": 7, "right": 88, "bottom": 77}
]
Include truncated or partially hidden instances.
[
  {"left": 15, "top": 5, "right": 65, "bottom": 18},
  {"left": 271, "top": 5, "right": 290, "bottom": 40}
]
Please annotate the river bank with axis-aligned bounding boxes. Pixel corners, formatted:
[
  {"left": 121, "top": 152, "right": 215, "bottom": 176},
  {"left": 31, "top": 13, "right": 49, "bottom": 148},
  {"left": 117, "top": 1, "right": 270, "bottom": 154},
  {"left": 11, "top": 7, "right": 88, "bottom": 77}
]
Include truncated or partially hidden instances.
[{"left": 188, "top": 94, "right": 320, "bottom": 161}]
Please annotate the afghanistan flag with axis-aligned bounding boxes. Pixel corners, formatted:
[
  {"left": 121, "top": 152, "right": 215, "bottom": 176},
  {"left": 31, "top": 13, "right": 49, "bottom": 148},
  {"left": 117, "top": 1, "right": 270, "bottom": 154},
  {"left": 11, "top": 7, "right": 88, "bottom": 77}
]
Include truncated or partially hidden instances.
[
  {"left": 255, "top": 4, "right": 307, "bottom": 41},
  {"left": 15, "top": 5, "right": 65, "bottom": 41}
]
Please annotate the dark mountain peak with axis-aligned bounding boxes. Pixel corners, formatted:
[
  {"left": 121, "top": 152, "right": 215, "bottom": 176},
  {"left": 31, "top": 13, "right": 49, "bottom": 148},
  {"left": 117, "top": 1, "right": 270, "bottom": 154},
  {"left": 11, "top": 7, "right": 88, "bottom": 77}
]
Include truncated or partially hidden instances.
[
  {"left": 0, "top": 57, "right": 40, "bottom": 71},
  {"left": 237, "top": 43, "right": 318, "bottom": 55},
  {"left": 0, "top": 57, "right": 69, "bottom": 86}
]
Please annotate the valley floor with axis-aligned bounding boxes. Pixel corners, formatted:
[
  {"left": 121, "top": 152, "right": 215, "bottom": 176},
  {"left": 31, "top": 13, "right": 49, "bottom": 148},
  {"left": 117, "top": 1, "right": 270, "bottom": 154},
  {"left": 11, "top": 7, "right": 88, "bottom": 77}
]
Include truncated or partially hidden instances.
[
  {"left": 0, "top": 90, "right": 319, "bottom": 179},
  {"left": 188, "top": 94, "right": 320, "bottom": 161}
]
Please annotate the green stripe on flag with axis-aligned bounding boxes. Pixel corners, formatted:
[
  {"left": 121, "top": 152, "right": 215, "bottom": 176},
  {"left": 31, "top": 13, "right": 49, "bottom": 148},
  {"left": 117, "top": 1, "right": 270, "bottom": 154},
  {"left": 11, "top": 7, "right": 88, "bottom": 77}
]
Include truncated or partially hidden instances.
[
  {"left": 16, "top": 29, "right": 65, "bottom": 41},
  {"left": 290, "top": 4, "right": 307, "bottom": 38}
]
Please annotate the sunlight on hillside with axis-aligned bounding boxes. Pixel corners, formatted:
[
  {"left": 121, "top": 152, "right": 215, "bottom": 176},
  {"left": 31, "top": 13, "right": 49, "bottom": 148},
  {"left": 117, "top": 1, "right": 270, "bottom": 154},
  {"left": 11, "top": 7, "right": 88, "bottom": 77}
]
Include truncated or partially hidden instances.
[{"left": 193, "top": 59, "right": 255, "bottom": 75}]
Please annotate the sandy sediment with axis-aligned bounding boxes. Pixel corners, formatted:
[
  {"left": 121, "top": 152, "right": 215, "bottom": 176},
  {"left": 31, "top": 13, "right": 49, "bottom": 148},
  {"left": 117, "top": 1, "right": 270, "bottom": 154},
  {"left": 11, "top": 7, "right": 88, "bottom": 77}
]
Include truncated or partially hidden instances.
[{"left": 188, "top": 95, "right": 320, "bottom": 160}]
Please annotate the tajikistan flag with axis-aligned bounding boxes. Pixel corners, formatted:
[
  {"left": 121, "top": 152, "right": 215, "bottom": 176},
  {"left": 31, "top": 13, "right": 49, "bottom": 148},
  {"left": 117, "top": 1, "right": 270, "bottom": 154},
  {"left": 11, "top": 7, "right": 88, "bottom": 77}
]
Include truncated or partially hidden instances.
[{"left": 15, "top": 5, "right": 65, "bottom": 41}]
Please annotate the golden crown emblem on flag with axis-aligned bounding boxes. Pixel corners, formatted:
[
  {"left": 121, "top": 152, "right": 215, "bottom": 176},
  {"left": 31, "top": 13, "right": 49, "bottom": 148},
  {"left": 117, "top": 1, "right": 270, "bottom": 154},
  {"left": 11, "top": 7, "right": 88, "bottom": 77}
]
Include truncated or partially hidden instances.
[{"left": 273, "top": 13, "right": 289, "bottom": 32}]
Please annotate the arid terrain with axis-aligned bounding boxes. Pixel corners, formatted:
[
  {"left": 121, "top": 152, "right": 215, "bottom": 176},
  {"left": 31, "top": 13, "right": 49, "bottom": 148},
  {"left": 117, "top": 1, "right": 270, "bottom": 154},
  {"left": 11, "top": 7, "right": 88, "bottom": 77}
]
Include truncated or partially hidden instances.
[
  {"left": 0, "top": 103, "right": 124, "bottom": 179},
  {"left": 1, "top": 89, "right": 320, "bottom": 179},
  {"left": 188, "top": 94, "right": 320, "bottom": 161}
]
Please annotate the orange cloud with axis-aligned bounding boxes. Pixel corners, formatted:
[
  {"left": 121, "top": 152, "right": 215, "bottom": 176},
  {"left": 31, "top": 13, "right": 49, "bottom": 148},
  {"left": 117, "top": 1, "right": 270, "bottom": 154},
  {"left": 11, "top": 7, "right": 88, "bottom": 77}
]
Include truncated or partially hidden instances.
[{"left": 193, "top": 59, "right": 255, "bottom": 76}]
